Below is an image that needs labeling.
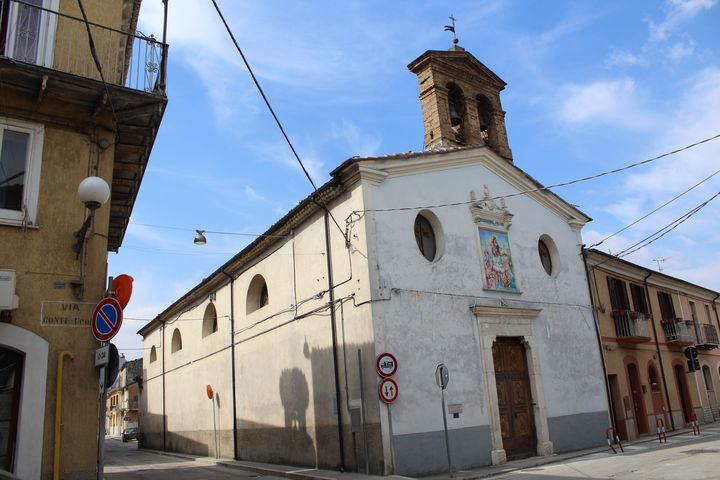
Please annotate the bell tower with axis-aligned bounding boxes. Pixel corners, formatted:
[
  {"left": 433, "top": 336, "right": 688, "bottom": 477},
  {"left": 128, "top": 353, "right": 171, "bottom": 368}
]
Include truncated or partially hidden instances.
[{"left": 407, "top": 45, "right": 513, "bottom": 161}]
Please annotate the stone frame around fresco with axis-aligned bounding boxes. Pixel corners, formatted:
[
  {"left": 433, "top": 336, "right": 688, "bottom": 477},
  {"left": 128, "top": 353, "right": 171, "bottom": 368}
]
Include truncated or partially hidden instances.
[{"left": 469, "top": 185, "right": 520, "bottom": 293}]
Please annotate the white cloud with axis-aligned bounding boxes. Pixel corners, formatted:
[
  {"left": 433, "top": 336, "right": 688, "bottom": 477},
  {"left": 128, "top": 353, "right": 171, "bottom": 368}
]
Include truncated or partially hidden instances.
[
  {"left": 330, "top": 121, "right": 382, "bottom": 158},
  {"left": 667, "top": 40, "right": 696, "bottom": 60},
  {"left": 557, "top": 78, "right": 660, "bottom": 129},
  {"left": 605, "top": 51, "right": 648, "bottom": 68},
  {"left": 648, "top": 0, "right": 717, "bottom": 42},
  {"left": 244, "top": 186, "right": 265, "bottom": 202}
]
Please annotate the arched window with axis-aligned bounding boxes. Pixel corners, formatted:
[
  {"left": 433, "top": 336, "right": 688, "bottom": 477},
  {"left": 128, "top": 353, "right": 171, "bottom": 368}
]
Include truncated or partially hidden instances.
[
  {"left": 171, "top": 328, "right": 182, "bottom": 353},
  {"left": 247, "top": 274, "right": 269, "bottom": 314},
  {"left": 202, "top": 303, "right": 218, "bottom": 338},
  {"left": 476, "top": 94, "right": 493, "bottom": 145},
  {"left": 149, "top": 345, "right": 157, "bottom": 363},
  {"left": 447, "top": 83, "right": 466, "bottom": 144}
]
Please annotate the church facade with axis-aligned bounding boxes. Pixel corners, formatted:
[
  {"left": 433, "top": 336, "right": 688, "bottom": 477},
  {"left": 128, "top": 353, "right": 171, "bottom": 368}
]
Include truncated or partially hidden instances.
[{"left": 139, "top": 45, "right": 608, "bottom": 475}]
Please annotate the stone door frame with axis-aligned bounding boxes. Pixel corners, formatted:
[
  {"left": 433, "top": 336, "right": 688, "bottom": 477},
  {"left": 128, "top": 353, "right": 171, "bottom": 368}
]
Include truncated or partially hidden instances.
[{"left": 472, "top": 305, "right": 553, "bottom": 465}]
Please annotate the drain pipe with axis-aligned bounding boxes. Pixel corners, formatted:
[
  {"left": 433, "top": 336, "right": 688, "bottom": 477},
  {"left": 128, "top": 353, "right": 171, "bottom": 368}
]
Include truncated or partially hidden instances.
[
  {"left": 220, "top": 269, "right": 239, "bottom": 460},
  {"left": 54, "top": 351, "right": 74, "bottom": 480},
  {"left": 644, "top": 272, "right": 675, "bottom": 431},
  {"left": 320, "top": 203, "right": 346, "bottom": 471},
  {"left": 581, "top": 248, "right": 615, "bottom": 429}
]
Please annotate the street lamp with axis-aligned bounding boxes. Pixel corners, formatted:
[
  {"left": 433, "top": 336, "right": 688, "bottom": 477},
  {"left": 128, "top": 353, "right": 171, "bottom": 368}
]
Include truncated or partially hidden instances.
[
  {"left": 194, "top": 230, "right": 207, "bottom": 245},
  {"left": 73, "top": 176, "right": 110, "bottom": 258}
]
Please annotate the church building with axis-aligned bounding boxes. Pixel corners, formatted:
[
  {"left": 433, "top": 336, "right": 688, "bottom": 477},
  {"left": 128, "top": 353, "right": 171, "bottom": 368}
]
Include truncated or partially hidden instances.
[{"left": 139, "top": 43, "right": 608, "bottom": 475}]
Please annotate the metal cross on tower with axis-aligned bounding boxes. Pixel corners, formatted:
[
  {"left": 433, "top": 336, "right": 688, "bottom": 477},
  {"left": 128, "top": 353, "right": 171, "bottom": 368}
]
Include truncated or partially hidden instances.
[{"left": 444, "top": 14, "right": 459, "bottom": 44}]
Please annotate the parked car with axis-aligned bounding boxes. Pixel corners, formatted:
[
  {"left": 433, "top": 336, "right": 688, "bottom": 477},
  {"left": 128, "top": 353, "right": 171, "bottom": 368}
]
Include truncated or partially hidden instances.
[{"left": 122, "top": 427, "right": 138, "bottom": 442}]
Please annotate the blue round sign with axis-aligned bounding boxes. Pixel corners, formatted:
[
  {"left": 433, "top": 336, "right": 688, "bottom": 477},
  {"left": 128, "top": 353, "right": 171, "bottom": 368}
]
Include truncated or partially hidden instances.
[{"left": 92, "top": 297, "right": 123, "bottom": 342}]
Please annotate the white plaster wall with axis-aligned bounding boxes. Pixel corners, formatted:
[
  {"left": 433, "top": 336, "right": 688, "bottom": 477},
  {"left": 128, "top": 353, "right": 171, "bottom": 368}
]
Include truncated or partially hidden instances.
[{"left": 362, "top": 150, "right": 607, "bottom": 436}]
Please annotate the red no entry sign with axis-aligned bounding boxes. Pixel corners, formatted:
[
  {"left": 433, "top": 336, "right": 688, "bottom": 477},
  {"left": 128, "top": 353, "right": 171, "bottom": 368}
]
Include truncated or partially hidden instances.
[
  {"left": 92, "top": 297, "right": 123, "bottom": 342},
  {"left": 376, "top": 352, "right": 398, "bottom": 377}
]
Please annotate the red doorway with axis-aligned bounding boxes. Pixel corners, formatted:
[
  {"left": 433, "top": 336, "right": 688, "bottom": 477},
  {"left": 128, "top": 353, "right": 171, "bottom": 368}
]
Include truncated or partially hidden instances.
[
  {"left": 648, "top": 364, "right": 668, "bottom": 429},
  {"left": 627, "top": 363, "right": 649, "bottom": 435},
  {"left": 674, "top": 363, "right": 693, "bottom": 424}
]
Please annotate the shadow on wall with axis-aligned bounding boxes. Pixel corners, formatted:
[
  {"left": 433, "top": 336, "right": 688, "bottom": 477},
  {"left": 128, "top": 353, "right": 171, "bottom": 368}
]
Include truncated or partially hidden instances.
[
  {"left": 139, "top": 411, "right": 233, "bottom": 458},
  {"left": 279, "top": 368, "right": 316, "bottom": 463}
]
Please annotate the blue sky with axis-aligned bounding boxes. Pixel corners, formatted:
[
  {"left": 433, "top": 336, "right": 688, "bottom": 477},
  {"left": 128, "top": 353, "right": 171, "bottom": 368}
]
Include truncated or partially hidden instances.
[{"left": 109, "top": 0, "right": 720, "bottom": 359}]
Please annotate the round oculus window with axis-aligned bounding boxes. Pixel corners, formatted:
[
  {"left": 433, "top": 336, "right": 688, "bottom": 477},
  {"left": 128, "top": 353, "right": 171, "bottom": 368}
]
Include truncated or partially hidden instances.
[
  {"left": 414, "top": 214, "right": 437, "bottom": 261},
  {"left": 538, "top": 238, "right": 553, "bottom": 275}
]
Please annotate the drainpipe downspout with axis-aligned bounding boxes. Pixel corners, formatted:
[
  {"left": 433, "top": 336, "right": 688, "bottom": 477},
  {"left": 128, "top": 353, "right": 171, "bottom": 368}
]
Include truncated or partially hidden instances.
[
  {"left": 221, "top": 269, "right": 239, "bottom": 460},
  {"left": 644, "top": 272, "right": 675, "bottom": 431},
  {"left": 581, "top": 248, "right": 615, "bottom": 429},
  {"left": 54, "top": 351, "right": 74, "bottom": 480},
  {"left": 162, "top": 322, "right": 166, "bottom": 451},
  {"left": 321, "top": 203, "right": 346, "bottom": 471}
]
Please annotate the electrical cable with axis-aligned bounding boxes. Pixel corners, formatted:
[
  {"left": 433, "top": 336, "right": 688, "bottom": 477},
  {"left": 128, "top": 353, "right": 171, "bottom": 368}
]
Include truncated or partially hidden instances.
[
  {"left": 588, "top": 167, "right": 720, "bottom": 249},
  {"left": 130, "top": 222, "right": 290, "bottom": 239},
  {"left": 209, "top": 0, "right": 317, "bottom": 191},
  {"left": 616, "top": 190, "right": 720, "bottom": 259},
  {"left": 348, "top": 133, "right": 720, "bottom": 216}
]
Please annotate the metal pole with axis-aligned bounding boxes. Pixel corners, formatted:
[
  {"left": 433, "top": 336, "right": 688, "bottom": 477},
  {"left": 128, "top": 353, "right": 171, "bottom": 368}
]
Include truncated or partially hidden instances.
[
  {"left": 357, "top": 349, "right": 370, "bottom": 474},
  {"left": 213, "top": 393, "right": 219, "bottom": 458},
  {"left": 96, "top": 354, "right": 107, "bottom": 480},
  {"left": 440, "top": 388, "right": 453, "bottom": 476}
]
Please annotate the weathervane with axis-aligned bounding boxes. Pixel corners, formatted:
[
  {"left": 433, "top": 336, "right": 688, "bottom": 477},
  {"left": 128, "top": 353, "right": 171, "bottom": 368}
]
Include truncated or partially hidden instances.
[{"left": 444, "top": 14, "right": 458, "bottom": 44}]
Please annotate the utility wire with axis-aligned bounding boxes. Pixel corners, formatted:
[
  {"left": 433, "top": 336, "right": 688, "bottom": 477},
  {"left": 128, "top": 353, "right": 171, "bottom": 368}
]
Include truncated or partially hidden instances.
[
  {"left": 130, "top": 222, "right": 290, "bottom": 239},
  {"left": 616, "top": 190, "right": 720, "bottom": 259},
  {"left": 209, "top": 0, "right": 317, "bottom": 191},
  {"left": 76, "top": 0, "right": 118, "bottom": 128},
  {"left": 351, "top": 133, "right": 720, "bottom": 215},
  {"left": 588, "top": 167, "right": 720, "bottom": 249}
]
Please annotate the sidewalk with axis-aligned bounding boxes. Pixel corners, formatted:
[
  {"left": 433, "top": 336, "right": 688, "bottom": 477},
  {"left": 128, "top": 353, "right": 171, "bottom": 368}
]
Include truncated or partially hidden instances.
[{"left": 141, "top": 423, "right": 718, "bottom": 480}]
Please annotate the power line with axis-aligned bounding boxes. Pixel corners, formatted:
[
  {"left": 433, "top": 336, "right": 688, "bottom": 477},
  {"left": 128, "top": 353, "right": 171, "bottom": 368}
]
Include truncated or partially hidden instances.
[
  {"left": 209, "top": 0, "right": 317, "bottom": 191},
  {"left": 588, "top": 167, "right": 720, "bottom": 249},
  {"left": 616, "top": 190, "right": 720, "bottom": 259},
  {"left": 350, "top": 133, "right": 720, "bottom": 215},
  {"left": 130, "top": 222, "right": 290, "bottom": 239}
]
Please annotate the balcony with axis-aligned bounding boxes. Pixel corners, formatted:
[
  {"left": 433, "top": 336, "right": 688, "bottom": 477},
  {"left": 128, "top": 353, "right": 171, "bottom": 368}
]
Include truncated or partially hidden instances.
[
  {"left": 123, "top": 400, "right": 138, "bottom": 411},
  {"left": 1, "top": 0, "right": 168, "bottom": 251},
  {"left": 1, "top": 0, "right": 166, "bottom": 93},
  {"left": 612, "top": 310, "right": 652, "bottom": 344},
  {"left": 662, "top": 318, "right": 695, "bottom": 347},
  {"left": 696, "top": 324, "right": 719, "bottom": 351}
]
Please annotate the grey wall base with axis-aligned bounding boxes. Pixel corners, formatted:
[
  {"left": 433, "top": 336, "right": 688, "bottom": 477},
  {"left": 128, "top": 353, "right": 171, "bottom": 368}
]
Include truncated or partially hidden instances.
[
  {"left": 548, "top": 411, "right": 608, "bottom": 452},
  {"left": 393, "top": 426, "right": 491, "bottom": 475}
]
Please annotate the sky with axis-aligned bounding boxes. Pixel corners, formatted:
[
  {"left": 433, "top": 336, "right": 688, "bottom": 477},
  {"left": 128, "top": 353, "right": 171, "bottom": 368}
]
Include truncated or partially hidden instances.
[{"left": 108, "top": 0, "right": 720, "bottom": 359}]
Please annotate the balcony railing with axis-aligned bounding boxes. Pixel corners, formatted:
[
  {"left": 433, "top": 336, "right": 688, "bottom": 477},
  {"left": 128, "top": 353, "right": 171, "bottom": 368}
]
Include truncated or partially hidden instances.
[
  {"left": 612, "top": 310, "right": 652, "bottom": 343},
  {"left": 123, "top": 400, "right": 139, "bottom": 410},
  {"left": 697, "top": 323, "right": 720, "bottom": 350},
  {"left": 661, "top": 318, "right": 695, "bottom": 346},
  {"left": 1, "top": 0, "right": 167, "bottom": 93}
]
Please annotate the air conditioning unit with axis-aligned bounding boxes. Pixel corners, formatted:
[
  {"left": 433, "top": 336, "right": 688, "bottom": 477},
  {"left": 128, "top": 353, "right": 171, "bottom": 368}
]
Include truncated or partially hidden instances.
[{"left": 0, "top": 269, "right": 20, "bottom": 310}]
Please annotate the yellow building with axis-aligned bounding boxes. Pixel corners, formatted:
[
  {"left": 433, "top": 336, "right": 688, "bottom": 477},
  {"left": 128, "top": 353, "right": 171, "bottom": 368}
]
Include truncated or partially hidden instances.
[
  {"left": 585, "top": 249, "right": 720, "bottom": 441},
  {"left": 0, "top": 0, "right": 167, "bottom": 478}
]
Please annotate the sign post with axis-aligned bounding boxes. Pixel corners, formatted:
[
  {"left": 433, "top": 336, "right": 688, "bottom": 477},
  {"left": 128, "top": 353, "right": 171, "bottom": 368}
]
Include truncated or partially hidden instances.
[{"left": 436, "top": 363, "right": 453, "bottom": 476}]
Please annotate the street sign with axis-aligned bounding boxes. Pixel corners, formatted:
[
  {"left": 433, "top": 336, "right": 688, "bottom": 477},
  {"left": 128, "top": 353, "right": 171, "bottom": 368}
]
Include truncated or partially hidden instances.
[
  {"left": 379, "top": 378, "right": 398, "bottom": 403},
  {"left": 105, "top": 343, "right": 120, "bottom": 389},
  {"left": 92, "top": 297, "right": 123, "bottom": 342},
  {"left": 436, "top": 363, "right": 449, "bottom": 390},
  {"left": 95, "top": 345, "right": 110, "bottom": 366},
  {"left": 684, "top": 346, "right": 698, "bottom": 360},
  {"left": 376, "top": 352, "right": 398, "bottom": 377}
]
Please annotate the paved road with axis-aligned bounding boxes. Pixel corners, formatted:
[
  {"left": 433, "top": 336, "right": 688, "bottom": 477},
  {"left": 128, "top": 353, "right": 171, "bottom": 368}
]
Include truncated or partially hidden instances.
[{"left": 104, "top": 439, "right": 284, "bottom": 480}]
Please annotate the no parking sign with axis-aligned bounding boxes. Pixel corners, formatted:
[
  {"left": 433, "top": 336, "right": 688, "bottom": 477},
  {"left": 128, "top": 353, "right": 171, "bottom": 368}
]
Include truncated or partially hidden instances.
[{"left": 92, "top": 297, "right": 123, "bottom": 342}]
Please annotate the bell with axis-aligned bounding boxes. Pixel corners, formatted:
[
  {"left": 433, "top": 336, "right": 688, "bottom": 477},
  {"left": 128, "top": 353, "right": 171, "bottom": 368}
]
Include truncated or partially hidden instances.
[{"left": 449, "top": 104, "right": 462, "bottom": 126}]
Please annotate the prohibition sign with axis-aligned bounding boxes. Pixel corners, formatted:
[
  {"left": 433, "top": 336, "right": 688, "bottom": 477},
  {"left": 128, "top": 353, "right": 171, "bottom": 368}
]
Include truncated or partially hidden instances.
[
  {"left": 379, "top": 377, "right": 399, "bottom": 404},
  {"left": 92, "top": 297, "right": 123, "bottom": 342},
  {"left": 376, "top": 352, "right": 398, "bottom": 377}
]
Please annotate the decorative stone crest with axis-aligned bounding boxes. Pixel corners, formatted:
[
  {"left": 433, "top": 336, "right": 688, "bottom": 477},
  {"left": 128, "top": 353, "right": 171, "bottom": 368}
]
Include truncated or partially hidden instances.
[{"left": 469, "top": 185, "right": 513, "bottom": 230}]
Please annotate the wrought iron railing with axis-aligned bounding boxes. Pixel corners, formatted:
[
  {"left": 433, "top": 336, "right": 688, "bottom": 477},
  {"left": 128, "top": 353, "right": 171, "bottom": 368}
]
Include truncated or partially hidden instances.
[
  {"left": 612, "top": 310, "right": 651, "bottom": 340},
  {"left": 702, "top": 324, "right": 719, "bottom": 345},
  {"left": 1, "top": 0, "right": 167, "bottom": 93},
  {"left": 661, "top": 318, "right": 695, "bottom": 344}
]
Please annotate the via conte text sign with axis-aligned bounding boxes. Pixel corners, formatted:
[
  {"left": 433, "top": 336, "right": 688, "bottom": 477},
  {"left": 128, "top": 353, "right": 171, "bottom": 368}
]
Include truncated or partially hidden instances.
[{"left": 92, "top": 297, "right": 123, "bottom": 342}]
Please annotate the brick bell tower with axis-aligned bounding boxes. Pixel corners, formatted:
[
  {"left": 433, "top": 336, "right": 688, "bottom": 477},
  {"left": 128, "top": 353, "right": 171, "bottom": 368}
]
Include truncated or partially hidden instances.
[{"left": 407, "top": 44, "right": 513, "bottom": 161}]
